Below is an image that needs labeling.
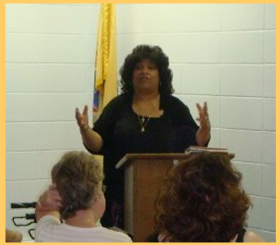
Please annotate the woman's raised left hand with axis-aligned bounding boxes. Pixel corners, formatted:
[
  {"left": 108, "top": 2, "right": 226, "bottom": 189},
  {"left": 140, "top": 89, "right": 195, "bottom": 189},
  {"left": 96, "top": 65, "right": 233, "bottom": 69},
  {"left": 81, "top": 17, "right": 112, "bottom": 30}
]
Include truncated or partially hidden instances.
[
  {"left": 196, "top": 102, "right": 211, "bottom": 131},
  {"left": 195, "top": 102, "right": 211, "bottom": 146}
]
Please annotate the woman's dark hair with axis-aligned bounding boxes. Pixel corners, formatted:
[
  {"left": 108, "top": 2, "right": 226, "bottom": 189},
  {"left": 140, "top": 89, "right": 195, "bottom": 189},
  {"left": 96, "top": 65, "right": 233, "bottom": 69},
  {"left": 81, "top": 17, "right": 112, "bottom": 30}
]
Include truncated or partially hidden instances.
[
  {"left": 120, "top": 45, "right": 174, "bottom": 95},
  {"left": 155, "top": 152, "right": 251, "bottom": 242},
  {"left": 51, "top": 151, "right": 103, "bottom": 219}
]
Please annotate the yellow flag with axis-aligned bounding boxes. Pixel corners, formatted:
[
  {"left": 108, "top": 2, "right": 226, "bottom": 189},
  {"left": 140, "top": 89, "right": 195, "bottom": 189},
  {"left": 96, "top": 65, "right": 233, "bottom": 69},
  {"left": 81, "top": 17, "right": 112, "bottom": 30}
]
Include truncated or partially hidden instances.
[{"left": 93, "top": 4, "right": 117, "bottom": 117}]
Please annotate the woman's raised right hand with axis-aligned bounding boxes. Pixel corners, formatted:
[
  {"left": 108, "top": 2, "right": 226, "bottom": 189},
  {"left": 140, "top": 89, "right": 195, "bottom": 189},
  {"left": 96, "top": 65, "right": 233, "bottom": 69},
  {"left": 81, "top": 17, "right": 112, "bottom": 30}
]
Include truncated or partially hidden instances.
[{"left": 75, "top": 105, "right": 90, "bottom": 133}]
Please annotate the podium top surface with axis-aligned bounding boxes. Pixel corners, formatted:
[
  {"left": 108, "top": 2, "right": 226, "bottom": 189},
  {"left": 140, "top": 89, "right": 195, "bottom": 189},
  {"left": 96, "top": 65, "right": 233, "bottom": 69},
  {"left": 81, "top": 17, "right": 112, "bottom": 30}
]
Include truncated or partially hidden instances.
[{"left": 115, "top": 152, "right": 235, "bottom": 169}]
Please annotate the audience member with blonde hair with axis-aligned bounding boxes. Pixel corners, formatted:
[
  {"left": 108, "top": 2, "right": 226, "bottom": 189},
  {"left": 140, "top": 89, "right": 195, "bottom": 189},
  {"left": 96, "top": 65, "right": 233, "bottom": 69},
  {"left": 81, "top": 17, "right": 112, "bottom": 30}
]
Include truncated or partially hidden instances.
[{"left": 35, "top": 151, "right": 132, "bottom": 242}]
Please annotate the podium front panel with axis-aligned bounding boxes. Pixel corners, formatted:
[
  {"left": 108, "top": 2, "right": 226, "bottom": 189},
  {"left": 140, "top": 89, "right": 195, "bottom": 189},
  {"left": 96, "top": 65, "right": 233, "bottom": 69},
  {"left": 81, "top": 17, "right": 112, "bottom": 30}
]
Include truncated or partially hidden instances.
[{"left": 124, "top": 158, "right": 175, "bottom": 242}]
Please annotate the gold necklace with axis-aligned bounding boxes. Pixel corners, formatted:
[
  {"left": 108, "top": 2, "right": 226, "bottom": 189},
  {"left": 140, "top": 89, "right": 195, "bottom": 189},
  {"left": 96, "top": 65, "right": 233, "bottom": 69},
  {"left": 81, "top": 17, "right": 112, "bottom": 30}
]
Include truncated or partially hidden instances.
[
  {"left": 136, "top": 97, "right": 158, "bottom": 133},
  {"left": 137, "top": 115, "right": 151, "bottom": 132}
]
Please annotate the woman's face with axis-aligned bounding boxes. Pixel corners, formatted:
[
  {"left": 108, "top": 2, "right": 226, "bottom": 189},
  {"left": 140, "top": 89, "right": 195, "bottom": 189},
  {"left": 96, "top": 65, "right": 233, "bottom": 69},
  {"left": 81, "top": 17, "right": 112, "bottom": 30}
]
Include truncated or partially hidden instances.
[{"left": 132, "top": 58, "right": 160, "bottom": 94}]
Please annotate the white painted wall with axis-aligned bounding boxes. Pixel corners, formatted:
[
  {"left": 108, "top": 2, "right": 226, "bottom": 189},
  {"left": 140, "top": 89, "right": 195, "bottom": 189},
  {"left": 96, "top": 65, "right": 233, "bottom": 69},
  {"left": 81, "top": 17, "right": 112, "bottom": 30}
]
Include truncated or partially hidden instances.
[{"left": 6, "top": 4, "right": 276, "bottom": 242}]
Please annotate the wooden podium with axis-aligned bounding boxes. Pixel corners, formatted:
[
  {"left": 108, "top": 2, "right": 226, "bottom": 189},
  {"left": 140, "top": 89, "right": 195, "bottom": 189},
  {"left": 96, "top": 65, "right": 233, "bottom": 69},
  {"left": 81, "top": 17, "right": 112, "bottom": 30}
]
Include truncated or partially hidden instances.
[{"left": 116, "top": 153, "right": 196, "bottom": 242}]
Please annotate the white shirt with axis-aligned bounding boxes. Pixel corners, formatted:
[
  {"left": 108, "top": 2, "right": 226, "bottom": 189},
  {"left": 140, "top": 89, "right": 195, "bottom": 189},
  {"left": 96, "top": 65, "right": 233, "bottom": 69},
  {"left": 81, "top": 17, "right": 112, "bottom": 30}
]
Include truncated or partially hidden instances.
[{"left": 35, "top": 215, "right": 132, "bottom": 242}]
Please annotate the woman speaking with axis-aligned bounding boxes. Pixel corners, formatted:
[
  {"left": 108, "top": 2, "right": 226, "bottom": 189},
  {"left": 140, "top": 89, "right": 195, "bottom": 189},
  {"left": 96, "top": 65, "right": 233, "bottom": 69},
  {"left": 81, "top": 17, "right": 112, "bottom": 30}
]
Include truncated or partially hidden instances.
[{"left": 75, "top": 44, "right": 211, "bottom": 229}]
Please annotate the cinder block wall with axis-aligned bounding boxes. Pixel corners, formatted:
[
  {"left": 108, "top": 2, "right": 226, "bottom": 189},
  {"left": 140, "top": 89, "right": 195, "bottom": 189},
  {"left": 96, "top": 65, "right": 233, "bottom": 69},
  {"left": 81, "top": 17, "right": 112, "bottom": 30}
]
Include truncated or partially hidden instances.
[{"left": 6, "top": 4, "right": 276, "bottom": 242}]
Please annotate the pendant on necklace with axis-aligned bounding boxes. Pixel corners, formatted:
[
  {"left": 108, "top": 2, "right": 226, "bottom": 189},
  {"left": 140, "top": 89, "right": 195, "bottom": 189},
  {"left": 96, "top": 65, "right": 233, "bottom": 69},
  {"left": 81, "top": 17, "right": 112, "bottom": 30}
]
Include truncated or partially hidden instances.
[{"left": 141, "top": 127, "right": 145, "bottom": 132}]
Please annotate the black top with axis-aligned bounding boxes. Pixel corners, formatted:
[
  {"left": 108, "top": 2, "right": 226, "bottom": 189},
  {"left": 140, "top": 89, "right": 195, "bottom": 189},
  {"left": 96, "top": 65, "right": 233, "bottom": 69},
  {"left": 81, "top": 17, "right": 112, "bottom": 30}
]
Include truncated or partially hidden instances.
[
  {"left": 91, "top": 93, "right": 199, "bottom": 187},
  {"left": 236, "top": 228, "right": 246, "bottom": 242},
  {"left": 145, "top": 228, "right": 247, "bottom": 242}
]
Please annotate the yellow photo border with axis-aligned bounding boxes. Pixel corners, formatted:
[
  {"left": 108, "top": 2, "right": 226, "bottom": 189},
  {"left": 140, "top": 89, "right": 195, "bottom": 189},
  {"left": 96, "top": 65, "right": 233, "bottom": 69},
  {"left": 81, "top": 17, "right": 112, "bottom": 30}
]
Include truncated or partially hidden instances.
[{"left": 2, "top": 1, "right": 277, "bottom": 245}]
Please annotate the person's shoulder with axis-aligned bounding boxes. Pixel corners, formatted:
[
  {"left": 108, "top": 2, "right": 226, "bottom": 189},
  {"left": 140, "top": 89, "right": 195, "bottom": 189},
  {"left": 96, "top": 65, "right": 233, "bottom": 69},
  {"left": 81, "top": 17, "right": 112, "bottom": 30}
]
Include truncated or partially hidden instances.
[
  {"left": 96, "top": 226, "right": 133, "bottom": 242},
  {"left": 35, "top": 215, "right": 61, "bottom": 242},
  {"left": 162, "top": 94, "right": 185, "bottom": 104},
  {"left": 161, "top": 93, "right": 176, "bottom": 100},
  {"left": 161, "top": 94, "right": 189, "bottom": 112},
  {"left": 105, "top": 93, "right": 131, "bottom": 108},
  {"left": 244, "top": 230, "right": 265, "bottom": 242},
  {"left": 111, "top": 93, "right": 131, "bottom": 102},
  {"left": 35, "top": 214, "right": 60, "bottom": 233},
  {"left": 36, "top": 214, "right": 60, "bottom": 224}
]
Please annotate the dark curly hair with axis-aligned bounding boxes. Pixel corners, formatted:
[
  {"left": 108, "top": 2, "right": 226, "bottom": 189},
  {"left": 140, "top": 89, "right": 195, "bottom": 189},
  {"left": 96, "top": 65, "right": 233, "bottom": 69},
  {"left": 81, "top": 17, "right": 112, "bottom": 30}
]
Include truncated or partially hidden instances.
[
  {"left": 155, "top": 152, "right": 251, "bottom": 242},
  {"left": 119, "top": 45, "right": 174, "bottom": 95},
  {"left": 51, "top": 151, "right": 104, "bottom": 220}
]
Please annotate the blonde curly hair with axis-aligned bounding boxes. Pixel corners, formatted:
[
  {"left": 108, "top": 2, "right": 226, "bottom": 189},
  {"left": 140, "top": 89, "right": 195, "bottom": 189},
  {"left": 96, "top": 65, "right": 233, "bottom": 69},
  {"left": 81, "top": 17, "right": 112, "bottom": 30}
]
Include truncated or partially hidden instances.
[{"left": 51, "top": 151, "right": 103, "bottom": 219}]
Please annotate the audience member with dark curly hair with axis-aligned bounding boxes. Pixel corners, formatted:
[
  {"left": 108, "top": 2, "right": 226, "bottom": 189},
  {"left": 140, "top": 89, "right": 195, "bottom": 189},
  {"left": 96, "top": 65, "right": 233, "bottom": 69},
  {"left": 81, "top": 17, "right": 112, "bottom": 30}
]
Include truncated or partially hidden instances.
[
  {"left": 148, "top": 152, "right": 264, "bottom": 242},
  {"left": 35, "top": 151, "right": 132, "bottom": 242},
  {"left": 75, "top": 45, "right": 211, "bottom": 228}
]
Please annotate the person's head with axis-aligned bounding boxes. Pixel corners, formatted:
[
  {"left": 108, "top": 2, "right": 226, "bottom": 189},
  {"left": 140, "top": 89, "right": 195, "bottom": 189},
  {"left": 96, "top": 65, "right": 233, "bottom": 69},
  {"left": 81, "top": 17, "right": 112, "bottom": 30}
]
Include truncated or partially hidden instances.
[
  {"left": 120, "top": 45, "right": 174, "bottom": 95},
  {"left": 51, "top": 151, "right": 104, "bottom": 220},
  {"left": 155, "top": 152, "right": 251, "bottom": 242}
]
